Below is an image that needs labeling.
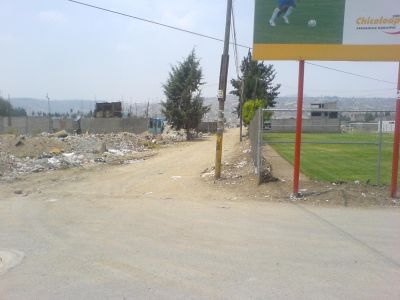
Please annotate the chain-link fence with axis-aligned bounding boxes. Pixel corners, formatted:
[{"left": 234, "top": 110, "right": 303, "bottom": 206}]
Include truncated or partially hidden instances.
[
  {"left": 249, "top": 107, "right": 397, "bottom": 186},
  {"left": 248, "top": 109, "right": 263, "bottom": 177}
]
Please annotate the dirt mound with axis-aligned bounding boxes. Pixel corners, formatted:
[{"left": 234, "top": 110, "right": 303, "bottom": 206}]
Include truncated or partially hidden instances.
[{"left": 0, "top": 134, "right": 69, "bottom": 158}]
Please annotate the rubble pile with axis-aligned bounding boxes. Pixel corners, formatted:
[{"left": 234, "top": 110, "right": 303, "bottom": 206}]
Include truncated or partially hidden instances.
[
  {"left": 161, "top": 125, "right": 187, "bottom": 143},
  {"left": 0, "top": 132, "right": 156, "bottom": 182}
]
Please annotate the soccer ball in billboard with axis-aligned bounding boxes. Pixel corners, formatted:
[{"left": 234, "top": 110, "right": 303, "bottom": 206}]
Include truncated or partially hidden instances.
[{"left": 307, "top": 19, "right": 317, "bottom": 27}]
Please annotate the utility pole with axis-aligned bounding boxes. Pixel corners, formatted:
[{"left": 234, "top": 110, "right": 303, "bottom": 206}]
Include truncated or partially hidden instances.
[
  {"left": 46, "top": 93, "right": 52, "bottom": 132},
  {"left": 215, "top": 0, "right": 233, "bottom": 179},
  {"left": 239, "top": 79, "right": 244, "bottom": 142},
  {"left": 7, "top": 94, "right": 12, "bottom": 126},
  {"left": 145, "top": 101, "right": 149, "bottom": 118}
]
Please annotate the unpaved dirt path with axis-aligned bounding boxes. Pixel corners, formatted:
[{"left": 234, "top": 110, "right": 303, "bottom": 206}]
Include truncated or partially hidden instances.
[
  {"left": 263, "top": 145, "right": 308, "bottom": 183},
  {"left": 1, "top": 129, "right": 400, "bottom": 299}
]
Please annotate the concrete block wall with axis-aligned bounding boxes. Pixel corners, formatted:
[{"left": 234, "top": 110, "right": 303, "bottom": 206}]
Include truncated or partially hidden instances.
[
  {"left": 80, "top": 117, "right": 149, "bottom": 134},
  {"left": 1, "top": 117, "right": 50, "bottom": 135},
  {"left": 270, "top": 119, "right": 341, "bottom": 133},
  {"left": 0, "top": 117, "right": 149, "bottom": 135}
]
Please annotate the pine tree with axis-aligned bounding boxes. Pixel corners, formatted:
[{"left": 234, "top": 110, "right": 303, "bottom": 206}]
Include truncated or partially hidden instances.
[
  {"left": 162, "top": 49, "right": 210, "bottom": 140},
  {"left": 230, "top": 51, "right": 280, "bottom": 117}
]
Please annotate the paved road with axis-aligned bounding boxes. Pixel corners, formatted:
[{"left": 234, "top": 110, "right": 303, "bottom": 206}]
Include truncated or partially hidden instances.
[{"left": 1, "top": 130, "right": 399, "bottom": 299}]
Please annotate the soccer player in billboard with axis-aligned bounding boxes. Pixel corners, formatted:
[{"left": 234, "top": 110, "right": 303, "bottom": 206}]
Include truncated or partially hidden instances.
[{"left": 269, "top": 0, "right": 298, "bottom": 27}]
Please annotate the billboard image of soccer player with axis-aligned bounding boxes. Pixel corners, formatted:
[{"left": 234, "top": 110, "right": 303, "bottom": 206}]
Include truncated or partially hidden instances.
[{"left": 253, "top": 0, "right": 400, "bottom": 61}]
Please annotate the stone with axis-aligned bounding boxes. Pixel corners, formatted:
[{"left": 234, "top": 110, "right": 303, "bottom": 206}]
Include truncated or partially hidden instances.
[
  {"left": 49, "top": 147, "right": 63, "bottom": 155},
  {"left": 53, "top": 130, "right": 69, "bottom": 138},
  {"left": 94, "top": 142, "right": 107, "bottom": 154}
]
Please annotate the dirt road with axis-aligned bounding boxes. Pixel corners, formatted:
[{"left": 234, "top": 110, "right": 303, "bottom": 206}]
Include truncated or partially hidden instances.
[{"left": 1, "top": 129, "right": 400, "bottom": 299}]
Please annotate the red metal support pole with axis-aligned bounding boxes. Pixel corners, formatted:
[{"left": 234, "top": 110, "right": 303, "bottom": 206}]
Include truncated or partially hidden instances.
[
  {"left": 390, "top": 62, "right": 400, "bottom": 198},
  {"left": 293, "top": 60, "right": 305, "bottom": 196}
]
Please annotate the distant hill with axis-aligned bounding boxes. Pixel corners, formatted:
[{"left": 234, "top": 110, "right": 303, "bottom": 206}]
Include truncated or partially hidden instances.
[{"left": 10, "top": 98, "right": 95, "bottom": 115}]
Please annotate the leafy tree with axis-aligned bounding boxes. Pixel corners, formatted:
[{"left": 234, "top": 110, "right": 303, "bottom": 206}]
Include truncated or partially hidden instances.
[
  {"left": 162, "top": 49, "right": 210, "bottom": 140},
  {"left": 230, "top": 51, "right": 280, "bottom": 118},
  {"left": 242, "top": 99, "right": 264, "bottom": 126},
  {"left": 0, "top": 97, "right": 27, "bottom": 117},
  {"left": 11, "top": 107, "right": 27, "bottom": 117},
  {"left": 365, "top": 112, "right": 375, "bottom": 122},
  {"left": 0, "top": 97, "right": 12, "bottom": 116}
]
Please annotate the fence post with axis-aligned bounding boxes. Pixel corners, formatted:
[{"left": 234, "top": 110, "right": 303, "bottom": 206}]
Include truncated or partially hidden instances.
[
  {"left": 256, "top": 109, "right": 262, "bottom": 177},
  {"left": 376, "top": 113, "right": 383, "bottom": 185}
]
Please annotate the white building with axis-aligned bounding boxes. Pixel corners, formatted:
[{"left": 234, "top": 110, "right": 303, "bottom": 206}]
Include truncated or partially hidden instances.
[{"left": 382, "top": 121, "right": 395, "bottom": 133}]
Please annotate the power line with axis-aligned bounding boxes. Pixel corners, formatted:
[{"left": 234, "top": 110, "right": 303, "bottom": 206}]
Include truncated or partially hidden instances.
[
  {"left": 65, "top": 0, "right": 396, "bottom": 87},
  {"left": 65, "top": 0, "right": 250, "bottom": 49},
  {"left": 305, "top": 62, "right": 397, "bottom": 85},
  {"left": 231, "top": 1, "right": 241, "bottom": 79}
]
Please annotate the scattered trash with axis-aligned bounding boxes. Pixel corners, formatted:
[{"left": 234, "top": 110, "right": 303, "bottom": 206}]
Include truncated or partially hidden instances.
[
  {"left": 0, "top": 131, "right": 169, "bottom": 182},
  {"left": 354, "top": 180, "right": 360, "bottom": 185},
  {"left": 171, "top": 176, "right": 182, "bottom": 180},
  {"left": 290, "top": 193, "right": 303, "bottom": 201},
  {"left": 235, "top": 160, "right": 247, "bottom": 168}
]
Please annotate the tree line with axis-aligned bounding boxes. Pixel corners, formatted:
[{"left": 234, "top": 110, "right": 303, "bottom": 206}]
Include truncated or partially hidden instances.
[
  {"left": 162, "top": 49, "right": 280, "bottom": 140},
  {"left": 0, "top": 97, "right": 27, "bottom": 117}
]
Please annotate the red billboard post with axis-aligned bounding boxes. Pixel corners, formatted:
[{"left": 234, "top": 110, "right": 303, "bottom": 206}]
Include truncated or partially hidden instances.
[
  {"left": 390, "top": 63, "right": 400, "bottom": 198},
  {"left": 293, "top": 61, "right": 305, "bottom": 196}
]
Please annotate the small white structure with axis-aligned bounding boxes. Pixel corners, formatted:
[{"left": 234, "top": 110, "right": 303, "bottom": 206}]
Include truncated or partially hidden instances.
[{"left": 382, "top": 121, "right": 395, "bottom": 133}]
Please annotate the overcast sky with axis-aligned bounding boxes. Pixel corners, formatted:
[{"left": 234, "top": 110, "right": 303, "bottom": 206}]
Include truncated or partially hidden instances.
[{"left": 0, "top": 0, "right": 398, "bottom": 103}]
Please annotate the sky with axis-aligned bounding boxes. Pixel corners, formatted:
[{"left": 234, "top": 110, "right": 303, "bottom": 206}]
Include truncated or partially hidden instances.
[{"left": 0, "top": 0, "right": 398, "bottom": 103}]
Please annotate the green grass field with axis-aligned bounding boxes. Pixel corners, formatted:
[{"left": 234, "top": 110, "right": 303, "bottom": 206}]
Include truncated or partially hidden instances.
[
  {"left": 254, "top": 0, "right": 346, "bottom": 44},
  {"left": 264, "top": 132, "right": 397, "bottom": 185}
]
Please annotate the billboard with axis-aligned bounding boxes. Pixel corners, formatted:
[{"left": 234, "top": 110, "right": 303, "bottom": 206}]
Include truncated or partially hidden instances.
[{"left": 253, "top": 0, "right": 400, "bottom": 61}]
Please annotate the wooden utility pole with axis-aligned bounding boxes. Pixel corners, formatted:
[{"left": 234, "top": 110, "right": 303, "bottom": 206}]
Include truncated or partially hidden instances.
[
  {"left": 215, "top": 0, "right": 233, "bottom": 179},
  {"left": 7, "top": 94, "right": 12, "bottom": 126},
  {"left": 46, "top": 93, "right": 52, "bottom": 132},
  {"left": 239, "top": 79, "right": 244, "bottom": 142}
]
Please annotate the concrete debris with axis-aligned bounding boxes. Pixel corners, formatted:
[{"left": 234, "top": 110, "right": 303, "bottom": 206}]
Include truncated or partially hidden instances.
[
  {"left": 94, "top": 142, "right": 107, "bottom": 154},
  {"left": 160, "top": 125, "right": 186, "bottom": 143},
  {"left": 0, "top": 131, "right": 181, "bottom": 182},
  {"left": 49, "top": 147, "right": 63, "bottom": 155},
  {"left": 235, "top": 160, "right": 247, "bottom": 168},
  {"left": 52, "top": 130, "right": 69, "bottom": 138},
  {"left": 14, "top": 138, "right": 24, "bottom": 147}
]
